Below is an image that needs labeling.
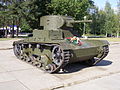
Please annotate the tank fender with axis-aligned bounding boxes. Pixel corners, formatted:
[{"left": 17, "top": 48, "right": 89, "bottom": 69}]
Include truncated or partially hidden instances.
[
  {"left": 59, "top": 42, "right": 76, "bottom": 50},
  {"left": 99, "top": 40, "right": 110, "bottom": 46}
]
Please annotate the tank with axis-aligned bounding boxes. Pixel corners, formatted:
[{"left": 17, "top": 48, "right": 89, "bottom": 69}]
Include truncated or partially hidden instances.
[{"left": 13, "top": 15, "right": 109, "bottom": 73}]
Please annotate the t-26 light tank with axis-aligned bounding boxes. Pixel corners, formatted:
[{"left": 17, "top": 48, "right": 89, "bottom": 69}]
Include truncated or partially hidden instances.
[{"left": 13, "top": 15, "right": 109, "bottom": 73}]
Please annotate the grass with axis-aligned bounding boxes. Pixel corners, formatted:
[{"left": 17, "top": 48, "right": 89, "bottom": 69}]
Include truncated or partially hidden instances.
[
  {"left": 0, "top": 37, "right": 120, "bottom": 42},
  {"left": 0, "top": 38, "right": 20, "bottom": 41},
  {"left": 90, "top": 38, "right": 120, "bottom": 42}
]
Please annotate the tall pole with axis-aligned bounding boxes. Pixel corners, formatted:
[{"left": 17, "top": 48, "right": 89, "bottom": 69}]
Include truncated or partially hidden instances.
[
  {"left": 117, "top": 21, "right": 120, "bottom": 38},
  {"left": 11, "top": 16, "right": 14, "bottom": 38},
  {"left": 83, "top": 16, "right": 87, "bottom": 36}
]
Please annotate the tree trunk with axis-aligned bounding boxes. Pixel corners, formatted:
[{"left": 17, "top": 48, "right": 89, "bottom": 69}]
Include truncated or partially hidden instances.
[
  {"left": 16, "top": 17, "right": 20, "bottom": 38},
  {"left": 5, "top": 26, "right": 8, "bottom": 38},
  {"left": 106, "top": 31, "right": 108, "bottom": 37},
  {"left": 16, "top": 25, "right": 19, "bottom": 37},
  {"left": 117, "top": 30, "right": 119, "bottom": 38},
  {"left": 2, "top": 16, "right": 5, "bottom": 38},
  {"left": 11, "top": 18, "right": 15, "bottom": 38}
]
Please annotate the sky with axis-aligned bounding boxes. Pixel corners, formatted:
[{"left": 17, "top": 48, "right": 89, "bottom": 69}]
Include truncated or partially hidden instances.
[{"left": 93, "top": 0, "right": 118, "bottom": 11}]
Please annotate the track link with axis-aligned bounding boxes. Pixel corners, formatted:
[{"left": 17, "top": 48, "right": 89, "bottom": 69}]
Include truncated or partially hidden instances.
[
  {"left": 93, "top": 45, "right": 109, "bottom": 65},
  {"left": 85, "top": 45, "right": 109, "bottom": 66},
  {"left": 13, "top": 42, "right": 70, "bottom": 73}
]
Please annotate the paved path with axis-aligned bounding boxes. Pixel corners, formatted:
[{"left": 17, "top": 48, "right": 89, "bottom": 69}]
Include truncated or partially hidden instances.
[
  {"left": 0, "top": 39, "right": 22, "bottom": 50},
  {"left": 58, "top": 73, "right": 120, "bottom": 90},
  {"left": 0, "top": 40, "right": 120, "bottom": 90}
]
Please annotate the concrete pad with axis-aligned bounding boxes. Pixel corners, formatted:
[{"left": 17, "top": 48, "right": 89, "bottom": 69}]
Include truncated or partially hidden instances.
[
  {"left": 53, "top": 43, "right": 120, "bottom": 87},
  {"left": 0, "top": 50, "right": 16, "bottom": 62},
  {"left": 0, "top": 72, "right": 16, "bottom": 83},
  {"left": 58, "top": 73, "right": 120, "bottom": 90},
  {"left": 0, "top": 40, "right": 120, "bottom": 90},
  {"left": 0, "top": 60, "right": 34, "bottom": 72},
  {"left": 0, "top": 66, "right": 7, "bottom": 73},
  {"left": 0, "top": 49, "right": 33, "bottom": 72},
  {"left": 0, "top": 80, "right": 29, "bottom": 90},
  {"left": 54, "top": 66, "right": 109, "bottom": 86},
  {"left": 10, "top": 69, "right": 63, "bottom": 90},
  {"left": 0, "top": 39, "right": 22, "bottom": 50}
]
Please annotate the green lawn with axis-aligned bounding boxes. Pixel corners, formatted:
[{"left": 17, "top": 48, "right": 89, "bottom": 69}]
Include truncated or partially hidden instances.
[
  {"left": 0, "top": 37, "right": 120, "bottom": 42},
  {"left": 0, "top": 38, "right": 19, "bottom": 41},
  {"left": 90, "top": 38, "right": 120, "bottom": 42}
]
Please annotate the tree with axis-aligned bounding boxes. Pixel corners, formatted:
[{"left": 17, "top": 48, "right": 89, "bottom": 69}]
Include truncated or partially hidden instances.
[
  {"left": 12, "top": 0, "right": 51, "bottom": 29},
  {"left": 104, "top": 1, "right": 115, "bottom": 37},
  {"left": 0, "top": 0, "right": 52, "bottom": 37},
  {"left": 47, "top": 0, "right": 94, "bottom": 35},
  {"left": 1, "top": 0, "right": 94, "bottom": 37},
  {"left": 90, "top": 6, "right": 99, "bottom": 35},
  {"left": 47, "top": 0, "right": 93, "bottom": 19},
  {"left": 0, "top": 0, "right": 10, "bottom": 37},
  {"left": 117, "top": 0, "right": 120, "bottom": 38}
]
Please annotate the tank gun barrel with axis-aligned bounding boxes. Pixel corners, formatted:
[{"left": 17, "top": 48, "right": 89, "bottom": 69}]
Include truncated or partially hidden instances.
[{"left": 70, "top": 20, "right": 92, "bottom": 23}]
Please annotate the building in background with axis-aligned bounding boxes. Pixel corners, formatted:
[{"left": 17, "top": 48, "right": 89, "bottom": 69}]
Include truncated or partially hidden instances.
[{"left": 0, "top": 25, "right": 21, "bottom": 38}]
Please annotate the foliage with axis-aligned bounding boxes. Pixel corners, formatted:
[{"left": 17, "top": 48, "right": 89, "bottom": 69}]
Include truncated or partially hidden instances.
[
  {"left": 116, "top": 0, "right": 120, "bottom": 37},
  {"left": 47, "top": 0, "right": 93, "bottom": 18},
  {"left": 89, "top": 1, "right": 119, "bottom": 37},
  {"left": 0, "top": 0, "right": 119, "bottom": 37},
  {"left": 104, "top": 2, "right": 114, "bottom": 35},
  {"left": 20, "top": 19, "right": 31, "bottom": 32},
  {"left": 47, "top": 0, "right": 94, "bottom": 36}
]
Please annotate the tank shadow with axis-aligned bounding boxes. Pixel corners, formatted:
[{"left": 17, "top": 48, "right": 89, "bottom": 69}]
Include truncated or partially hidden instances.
[
  {"left": 58, "top": 60, "right": 112, "bottom": 74},
  {"left": 95, "top": 60, "right": 112, "bottom": 66},
  {"left": 61, "top": 63, "right": 87, "bottom": 74}
]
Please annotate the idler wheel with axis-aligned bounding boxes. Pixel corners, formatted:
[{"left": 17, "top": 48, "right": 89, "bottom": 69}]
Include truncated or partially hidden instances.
[
  {"left": 52, "top": 45, "right": 64, "bottom": 66},
  {"left": 42, "top": 45, "right": 65, "bottom": 73},
  {"left": 13, "top": 44, "right": 23, "bottom": 59},
  {"left": 85, "top": 45, "right": 109, "bottom": 66}
]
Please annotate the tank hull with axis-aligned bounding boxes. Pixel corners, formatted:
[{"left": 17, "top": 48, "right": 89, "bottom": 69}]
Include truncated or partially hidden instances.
[
  {"left": 13, "top": 15, "right": 109, "bottom": 73},
  {"left": 13, "top": 38, "right": 109, "bottom": 73}
]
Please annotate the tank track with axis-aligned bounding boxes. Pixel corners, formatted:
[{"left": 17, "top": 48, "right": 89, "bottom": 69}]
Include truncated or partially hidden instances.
[
  {"left": 85, "top": 45, "right": 109, "bottom": 66},
  {"left": 13, "top": 42, "right": 70, "bottom": 73},
  {"left": 93, "top": 45, "right": 109, "bottom": 65}
]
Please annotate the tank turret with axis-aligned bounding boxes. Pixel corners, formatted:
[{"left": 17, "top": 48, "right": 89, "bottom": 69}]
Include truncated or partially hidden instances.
[{"left": 40, "top": 15, "right": 92, "bottom": 30}]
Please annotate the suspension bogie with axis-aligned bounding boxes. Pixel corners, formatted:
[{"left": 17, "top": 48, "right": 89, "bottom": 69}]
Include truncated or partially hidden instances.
[{"left": 13, "top": 42, "right": 70, "bottom": 73}]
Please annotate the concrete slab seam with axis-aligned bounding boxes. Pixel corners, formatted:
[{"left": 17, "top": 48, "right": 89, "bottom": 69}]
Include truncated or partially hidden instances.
[{"left": 47, "top": 70, "right": 120, "bottom": 90}]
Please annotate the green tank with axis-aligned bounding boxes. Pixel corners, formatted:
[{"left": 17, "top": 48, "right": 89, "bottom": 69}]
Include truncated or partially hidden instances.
[{"left": 13, "top": 15, "right": 109, "bottom": 73}]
